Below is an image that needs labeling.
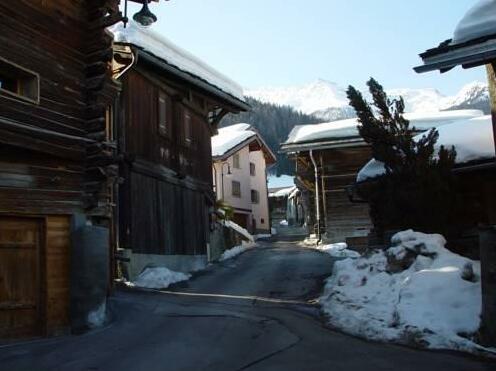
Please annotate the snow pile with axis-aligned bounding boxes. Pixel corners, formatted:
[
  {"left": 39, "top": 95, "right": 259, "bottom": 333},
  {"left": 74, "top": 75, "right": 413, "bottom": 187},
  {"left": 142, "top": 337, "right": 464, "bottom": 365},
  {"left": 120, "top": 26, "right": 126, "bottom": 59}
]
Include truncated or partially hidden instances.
[
  {"left": 313, "top": 242, "right": 360, "bottom": 258},
  {"left": 224, "top": 219, "right": 254, "bottom": 242},
  {"left": 453, "top": 0, "right": 496, "bottom": 45},
  {"left": 269, "top": 186, "right": 296, "bottom": 198},
  {"left": 357, "top": 115, "right": 494, "bottom": 182},
  {"left": 220, "top": 241, "right": 256, "bottom": 261},
  {"left": 320, "top": 230, "right": 487, "bottom": 353},
  {"left": 87, "top": 301, "right": 107, "bottom": 329},
  {"left": 110, "top": 22, "right": 244, "bottom": 102},
  {"left": 132, "top": 267, "right": 191, "bottom": 289},
  {"left": 284, "top": 110, "right": 483, "bottom": 145},
  {"left": 212, "top": 124, "right": 256, "bottom": 157}
]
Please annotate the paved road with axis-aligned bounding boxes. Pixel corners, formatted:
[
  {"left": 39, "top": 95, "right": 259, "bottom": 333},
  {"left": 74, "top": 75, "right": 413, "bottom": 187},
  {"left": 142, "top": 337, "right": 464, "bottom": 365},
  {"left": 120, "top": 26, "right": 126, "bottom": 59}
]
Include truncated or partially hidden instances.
[{"left": 0, "top": 241, "right": 494, "bottom": 371}]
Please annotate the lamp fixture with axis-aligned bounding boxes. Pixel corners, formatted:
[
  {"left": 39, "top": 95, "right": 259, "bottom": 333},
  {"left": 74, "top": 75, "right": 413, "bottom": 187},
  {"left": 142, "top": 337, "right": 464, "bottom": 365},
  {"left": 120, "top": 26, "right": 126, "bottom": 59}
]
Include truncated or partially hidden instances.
[{"left": 132, "top": 0, "right": 157, "bottom": 26}]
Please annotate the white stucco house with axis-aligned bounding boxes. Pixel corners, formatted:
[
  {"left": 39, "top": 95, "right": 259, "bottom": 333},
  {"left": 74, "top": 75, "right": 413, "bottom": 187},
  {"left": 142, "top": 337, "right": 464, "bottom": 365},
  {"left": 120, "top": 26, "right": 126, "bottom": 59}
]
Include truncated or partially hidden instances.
[{"left": 212, "top": 124, "right": 276, "bottom": 234}]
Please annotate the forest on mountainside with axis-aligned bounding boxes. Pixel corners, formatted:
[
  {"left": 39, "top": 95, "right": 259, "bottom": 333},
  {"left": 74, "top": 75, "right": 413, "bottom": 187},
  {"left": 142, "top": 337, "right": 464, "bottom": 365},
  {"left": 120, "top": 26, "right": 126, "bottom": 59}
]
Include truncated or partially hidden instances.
[{"left": 220, "top": 97, "right": 321, "bottom": 175}]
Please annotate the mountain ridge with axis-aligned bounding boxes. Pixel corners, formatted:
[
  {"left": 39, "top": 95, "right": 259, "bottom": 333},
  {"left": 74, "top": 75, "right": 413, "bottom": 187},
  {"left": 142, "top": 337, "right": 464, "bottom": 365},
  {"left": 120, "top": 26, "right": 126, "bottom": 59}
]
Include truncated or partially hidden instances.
[{"left": 246, "top": 80, "right": 490, "bottom": 121}]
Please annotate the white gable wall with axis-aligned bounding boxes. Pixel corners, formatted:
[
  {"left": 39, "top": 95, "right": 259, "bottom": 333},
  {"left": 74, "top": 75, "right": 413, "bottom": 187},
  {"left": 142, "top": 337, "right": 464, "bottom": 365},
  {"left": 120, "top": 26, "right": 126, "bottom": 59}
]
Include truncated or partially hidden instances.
[
  {"left": 213, "top": 145, "right": 271, "bottom": 234},
  {"left": 249, "top": 150, "right": 270, "bottom": 233}
]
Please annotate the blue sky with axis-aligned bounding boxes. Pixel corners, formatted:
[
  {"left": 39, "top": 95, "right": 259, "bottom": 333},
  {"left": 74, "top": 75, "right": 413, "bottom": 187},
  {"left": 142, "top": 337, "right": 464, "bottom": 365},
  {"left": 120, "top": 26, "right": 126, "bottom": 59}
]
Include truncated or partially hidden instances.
[{"left": 124, "top": 0, "right": 485, "bottom": 94}]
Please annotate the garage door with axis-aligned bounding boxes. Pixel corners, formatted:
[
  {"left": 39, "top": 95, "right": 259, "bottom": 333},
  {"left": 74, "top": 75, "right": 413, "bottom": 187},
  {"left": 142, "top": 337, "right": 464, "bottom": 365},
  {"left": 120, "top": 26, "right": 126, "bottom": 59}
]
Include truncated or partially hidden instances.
[{"left": 0, "top": 217, "right": 42, "bottom": 338}]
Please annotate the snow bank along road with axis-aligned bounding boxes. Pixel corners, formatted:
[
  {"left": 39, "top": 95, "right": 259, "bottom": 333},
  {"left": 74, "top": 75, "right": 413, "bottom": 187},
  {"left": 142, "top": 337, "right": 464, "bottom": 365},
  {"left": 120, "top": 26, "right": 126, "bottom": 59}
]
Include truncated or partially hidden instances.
[{"left": 0, "top": 242, "right": 494, "bottom": 371}]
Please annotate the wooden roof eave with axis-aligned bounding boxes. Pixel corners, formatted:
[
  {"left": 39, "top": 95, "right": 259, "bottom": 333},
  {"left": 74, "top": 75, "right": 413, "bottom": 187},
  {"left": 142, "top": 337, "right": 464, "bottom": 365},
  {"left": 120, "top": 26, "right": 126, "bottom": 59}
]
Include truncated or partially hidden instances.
[
  {"left": 280, "top": 137, "right": 366, "bottom": 154},
  {"left": 414, "top": 37, "right": 496, "bottom": 73}
]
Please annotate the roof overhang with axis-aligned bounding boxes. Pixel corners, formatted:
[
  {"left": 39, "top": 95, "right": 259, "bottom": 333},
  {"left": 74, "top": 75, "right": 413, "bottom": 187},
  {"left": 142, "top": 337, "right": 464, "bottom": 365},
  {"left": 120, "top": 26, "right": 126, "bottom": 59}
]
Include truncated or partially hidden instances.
[
  {"left": 414, "top": 35, "right": 496, "bottom": 73},
  {"left": 213, "top": 133, "right": 277, "bottom": 165},
  {"left": 119, "top": 44, "right": 250, "bottom": 112},
  {"left": 280, "top": 137, "right": 366, "bottom": 154}
]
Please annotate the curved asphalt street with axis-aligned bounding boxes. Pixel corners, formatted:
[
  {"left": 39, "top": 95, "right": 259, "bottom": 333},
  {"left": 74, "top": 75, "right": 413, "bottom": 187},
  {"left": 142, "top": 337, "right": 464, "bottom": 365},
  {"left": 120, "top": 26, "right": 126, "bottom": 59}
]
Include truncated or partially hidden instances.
[{"left": 0, "top": 241, "right": 494, "bottom": 371}]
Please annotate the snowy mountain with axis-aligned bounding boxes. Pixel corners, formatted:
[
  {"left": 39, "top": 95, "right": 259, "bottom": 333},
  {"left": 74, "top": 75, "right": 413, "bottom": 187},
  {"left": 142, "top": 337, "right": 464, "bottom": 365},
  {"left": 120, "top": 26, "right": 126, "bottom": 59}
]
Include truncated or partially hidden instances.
[
  {"left": 441, "top": 81, "right": 489, "bottom": 113},
  {"left": 246, "top": 79, "right": 490, "bottom": 120}
]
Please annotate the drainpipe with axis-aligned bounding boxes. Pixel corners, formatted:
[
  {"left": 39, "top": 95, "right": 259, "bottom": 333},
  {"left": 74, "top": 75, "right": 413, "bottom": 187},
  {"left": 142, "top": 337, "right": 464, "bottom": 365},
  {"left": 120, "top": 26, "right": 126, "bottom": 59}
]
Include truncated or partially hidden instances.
[{"left": 309, "top": 150, "right": 321, "bottom": 242}]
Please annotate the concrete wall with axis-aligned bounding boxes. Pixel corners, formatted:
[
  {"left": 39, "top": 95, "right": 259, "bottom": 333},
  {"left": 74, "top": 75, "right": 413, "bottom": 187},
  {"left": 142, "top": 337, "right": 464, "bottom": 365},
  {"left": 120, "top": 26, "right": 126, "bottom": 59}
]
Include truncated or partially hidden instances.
[{"left": 70, "top": 216, "right": 109, "bottom": 333}]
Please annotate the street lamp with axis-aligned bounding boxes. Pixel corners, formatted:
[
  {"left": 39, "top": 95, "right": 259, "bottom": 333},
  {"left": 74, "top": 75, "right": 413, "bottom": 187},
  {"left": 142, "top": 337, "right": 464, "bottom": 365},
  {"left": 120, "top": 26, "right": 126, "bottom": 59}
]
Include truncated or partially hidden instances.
[
  {"left": 133, "top": 0, "right": 157, "bottom": 26},
  {"left": 123, "top": 0, "right": 169, "bottom": 27}
]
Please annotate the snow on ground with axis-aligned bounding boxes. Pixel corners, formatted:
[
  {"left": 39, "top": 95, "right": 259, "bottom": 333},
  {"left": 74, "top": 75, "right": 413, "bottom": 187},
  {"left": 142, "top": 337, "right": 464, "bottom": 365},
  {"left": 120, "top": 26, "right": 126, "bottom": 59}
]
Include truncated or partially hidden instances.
[
  {"left": 312, "top": 242, "right": 361, "bottom": 258},
  {"left": 224, "top": 219, "right": 255, "bottom": 242},
  {"left": 453, "top": 0, "right": 496, "bottom": 44},
  {"left": 212, "top": 124, "right": 256, "bottom": 157},
  {"left": 132, "top": 267, "right": 191, "bottom": 289},
  {"left": 110, "top": 22, "right": 244, "bottom": 102},
  {"left": 320, "top": 230, "right": 493, "bottom": 354},
  {"left": 220, "top": 241, "right": 257, "bottom": 261},
  {"left": 357, "top": 115, "right": 494, "bottom": 182}
]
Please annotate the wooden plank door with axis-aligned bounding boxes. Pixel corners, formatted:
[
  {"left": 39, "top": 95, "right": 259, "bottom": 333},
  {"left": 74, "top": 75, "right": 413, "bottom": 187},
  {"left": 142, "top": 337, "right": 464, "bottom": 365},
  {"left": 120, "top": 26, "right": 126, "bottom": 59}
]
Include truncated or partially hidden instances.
[{"left": 0, "top": 217, "right": 43, "bottom": 338}]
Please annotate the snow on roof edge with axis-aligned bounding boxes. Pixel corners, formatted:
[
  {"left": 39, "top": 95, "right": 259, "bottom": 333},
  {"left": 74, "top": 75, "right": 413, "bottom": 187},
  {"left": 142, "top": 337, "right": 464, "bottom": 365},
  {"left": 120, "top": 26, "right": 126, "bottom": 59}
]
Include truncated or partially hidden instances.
[{"left": 109, "top": 22, "right": 246, "bottom": 104}]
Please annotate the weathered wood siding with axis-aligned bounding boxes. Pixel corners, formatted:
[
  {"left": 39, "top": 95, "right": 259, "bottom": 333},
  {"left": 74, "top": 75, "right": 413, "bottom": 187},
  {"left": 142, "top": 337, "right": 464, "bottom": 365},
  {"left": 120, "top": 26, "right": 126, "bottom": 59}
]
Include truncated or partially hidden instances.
[
  {"left": 295, "top": 146, "right": 372, "bottom": 242},
  {"left": 44, "top": 216, "right": 71, "bottom": 336},
  {"left": 0, "top": 0, "right": 121, "bottom": 338},
  {"left": 0, "top": 215, "right": 70, "bottom": 338},
  {"left": 119, "top": 69, "right": 214, "bottom": 256}
]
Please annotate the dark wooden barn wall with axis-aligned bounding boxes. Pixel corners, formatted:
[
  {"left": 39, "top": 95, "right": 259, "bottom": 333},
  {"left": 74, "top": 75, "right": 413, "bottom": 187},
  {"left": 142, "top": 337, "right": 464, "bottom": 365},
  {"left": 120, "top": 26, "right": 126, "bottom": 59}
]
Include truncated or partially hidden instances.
[
  {"left": 295, "top": 145, "right": 372, "bottom": 241},
  {"left": 123, "top": 70, "right": 213, "bottom": 183},
  {"left": 320, "top": 147, "right": 372, "bottom": 241},
  {"left": 0, "top": 0, "right": 121, "bottom": 338},
  {"left": 119, "top": 69, "right": 214, "bottom": 256},
  {"left": 127, "top": 172, "right": 208, "bottom": 255}
]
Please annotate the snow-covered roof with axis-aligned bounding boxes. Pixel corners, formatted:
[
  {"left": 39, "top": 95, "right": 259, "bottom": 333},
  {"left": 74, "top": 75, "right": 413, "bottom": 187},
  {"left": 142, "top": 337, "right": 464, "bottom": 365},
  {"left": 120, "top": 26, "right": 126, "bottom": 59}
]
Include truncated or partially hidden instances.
[
  {"left": 269, "top": 186, "right": 296, "bottom": 198},
  {"left": 212, "top": 124, "right": 276, "bottom": 164},
  {"left": 283, "top": 110, "right": 484, "bottom": 147},
  {"left": 268, "top": 175, "right": 295, "bottom": 189},
  {"left": 453, "top": 0, "right": 496, "bottom": 45},
  {"left": 212, "top": 124, "right": 256, "bottom": 157},
  {"left": 357, "top": 115, "right": 494, "bottom": 182},
  {"left": 109, "top": 22, "right": 245, "bottom": 103}
]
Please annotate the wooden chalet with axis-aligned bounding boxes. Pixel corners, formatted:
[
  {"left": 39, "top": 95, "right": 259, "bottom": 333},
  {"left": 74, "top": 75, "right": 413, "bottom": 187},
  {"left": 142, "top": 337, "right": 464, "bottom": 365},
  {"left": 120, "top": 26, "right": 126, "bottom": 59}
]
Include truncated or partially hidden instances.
[
  {"left": 110, "top": 22, "right": 249, "bottom": 279},
  {"left": 280, "top": 111, "right": 484, "bottom": 247},
  {"left": 281, "top": 123, "right": 372, "bottom": 246},
  {"left": 0, "top": 1, "right": 124, "bottom": 338},
  {"left": 413, "top": 0, "right": 496, "bottom": 344}
]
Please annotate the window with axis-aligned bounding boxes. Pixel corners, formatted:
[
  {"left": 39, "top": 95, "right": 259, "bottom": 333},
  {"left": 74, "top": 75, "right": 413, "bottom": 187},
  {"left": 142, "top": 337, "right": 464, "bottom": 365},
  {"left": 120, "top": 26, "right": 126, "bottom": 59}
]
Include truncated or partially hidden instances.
[
  {"left": 251, "top": 189, "right": 259, "bottom": 204},
  {"left": 0, "top": 56, "right": 39, "bottom": 104},
  {"left": 232, "top": 181, "right": 241, "bottom": 197},
  {"left": 184, "top": 109, "right": 193, "bottom": 146},
  {"left": 233, "top": 153, "right": 240, "bottom": 169},
  {"left": 158, "top": 91, "right": 169, "bottom": 136},
  {"left": 250, "top": 162, "right": 256, "bottom": 176},
  {"left": 261, "top": 218, "right": 265, "bottom": 224}
]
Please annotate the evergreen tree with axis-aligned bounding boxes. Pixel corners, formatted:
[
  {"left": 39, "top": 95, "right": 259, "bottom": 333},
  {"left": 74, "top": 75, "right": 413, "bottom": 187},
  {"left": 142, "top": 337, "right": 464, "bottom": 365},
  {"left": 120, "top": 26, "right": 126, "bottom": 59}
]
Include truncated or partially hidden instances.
[{"left": 347, "top": 78, "right": 457, "bottom": 238}]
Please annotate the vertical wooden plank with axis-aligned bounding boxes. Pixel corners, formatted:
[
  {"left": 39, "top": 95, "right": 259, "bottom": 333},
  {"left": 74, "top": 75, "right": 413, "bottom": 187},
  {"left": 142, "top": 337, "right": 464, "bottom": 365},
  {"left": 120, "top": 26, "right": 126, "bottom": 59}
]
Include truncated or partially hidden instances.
[
  {"left": 44, "top": 215, "right": 70, "bottom": 336},
  {"left": 0, "top": 217, "right": 42, "bottom": 338},
  {"left": 486, "top": 63, "right": 496, "bottom": 158}
]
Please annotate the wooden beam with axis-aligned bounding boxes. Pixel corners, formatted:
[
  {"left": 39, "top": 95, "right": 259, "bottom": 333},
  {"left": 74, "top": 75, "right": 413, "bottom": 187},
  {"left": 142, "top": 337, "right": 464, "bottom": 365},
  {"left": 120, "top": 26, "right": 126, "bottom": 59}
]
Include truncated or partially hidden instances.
[{"left": 486, "top": 63, "right": 496, "bottom": 160}]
